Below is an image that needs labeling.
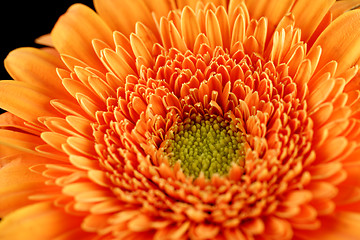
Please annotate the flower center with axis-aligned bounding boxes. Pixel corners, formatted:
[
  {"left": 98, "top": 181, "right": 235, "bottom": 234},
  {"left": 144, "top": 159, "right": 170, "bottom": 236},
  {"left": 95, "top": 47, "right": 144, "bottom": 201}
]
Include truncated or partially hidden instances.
[{"left": 164, "top": 115, "right": 246, "bottom": 179}]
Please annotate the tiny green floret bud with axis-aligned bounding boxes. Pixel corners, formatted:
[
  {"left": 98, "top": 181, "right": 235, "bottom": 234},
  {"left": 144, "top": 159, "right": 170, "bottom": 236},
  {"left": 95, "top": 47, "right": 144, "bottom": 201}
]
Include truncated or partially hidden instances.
[{"left": 164, "top": 114, "right": 246, "bottom": 179}]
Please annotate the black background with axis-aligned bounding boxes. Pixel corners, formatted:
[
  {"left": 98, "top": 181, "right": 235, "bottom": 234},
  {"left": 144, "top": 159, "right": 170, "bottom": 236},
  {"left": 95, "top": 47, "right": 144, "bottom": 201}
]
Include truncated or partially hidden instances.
[
  {"left": 0, "top": 1, "right": 94, "bottom": 80},
  {"left": 0, "top": 1, "right": 94, "bottom": 113}
]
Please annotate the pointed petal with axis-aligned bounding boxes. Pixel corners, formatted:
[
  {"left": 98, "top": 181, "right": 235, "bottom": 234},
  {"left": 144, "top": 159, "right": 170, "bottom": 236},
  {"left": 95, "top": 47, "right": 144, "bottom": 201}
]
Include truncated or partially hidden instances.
[
  {"left": 65, "top": 115, "right": 93, "bottom": 138},
  {"left": 169, "top": 21, "right": 188, "bottom": 53},
  {"left": 35, "top": 34, "right": 54, "bottom": 47},
  {"left": 102, "top": 48, "right": 137, "bottom": 80},
  {"left": 130, "top": 33, "right": 154, "bottom": 67},
  {"left": 181, "top": 6, "right": 201, "bottom": 50},
  {"left": 67, "top": 136, "right": 97, "bottom": 157},
  {"left": 206, "top": 10, "right": 223, "bottom": 49},
  {"left": 41, "top": 132, "right": 68, "bottom": 152}
]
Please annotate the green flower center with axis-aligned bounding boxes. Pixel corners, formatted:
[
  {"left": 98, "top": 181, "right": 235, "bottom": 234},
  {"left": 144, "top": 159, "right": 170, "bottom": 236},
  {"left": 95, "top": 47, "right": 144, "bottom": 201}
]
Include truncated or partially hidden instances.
[{"left": 164, "top": 115, "right": 246, "bottom": 179}]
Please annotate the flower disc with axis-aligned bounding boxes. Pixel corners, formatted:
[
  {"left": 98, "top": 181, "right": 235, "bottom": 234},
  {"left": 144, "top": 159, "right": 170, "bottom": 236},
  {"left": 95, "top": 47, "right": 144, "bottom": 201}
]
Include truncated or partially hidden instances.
[{"left": 163, "top": 114, "right": 246, "bottom": 178}]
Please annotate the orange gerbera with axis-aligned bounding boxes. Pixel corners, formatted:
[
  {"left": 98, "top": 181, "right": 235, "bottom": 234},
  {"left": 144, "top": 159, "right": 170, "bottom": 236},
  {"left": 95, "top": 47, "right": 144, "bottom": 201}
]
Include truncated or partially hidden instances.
[{"left": 1, "top": 0, "right": 360, "bottom": 239}]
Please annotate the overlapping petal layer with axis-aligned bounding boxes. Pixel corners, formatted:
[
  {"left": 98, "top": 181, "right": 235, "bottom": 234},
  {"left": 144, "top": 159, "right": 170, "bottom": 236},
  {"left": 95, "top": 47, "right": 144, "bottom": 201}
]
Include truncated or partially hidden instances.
[{"left": 1, "top": 0, "right": 360, "bottom": 239}]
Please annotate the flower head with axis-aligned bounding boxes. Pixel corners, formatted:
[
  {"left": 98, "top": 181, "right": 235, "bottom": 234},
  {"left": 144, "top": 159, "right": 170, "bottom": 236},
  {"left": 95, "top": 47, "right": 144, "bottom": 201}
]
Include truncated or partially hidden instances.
[{"left": 1, "top": 0, "right": 360, "bottom": 239}]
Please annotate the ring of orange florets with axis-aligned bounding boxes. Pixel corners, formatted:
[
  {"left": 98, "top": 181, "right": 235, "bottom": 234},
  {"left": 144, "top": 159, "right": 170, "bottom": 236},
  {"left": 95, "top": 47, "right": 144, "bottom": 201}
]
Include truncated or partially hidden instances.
[{"left": 92, "top": 44, "right": 314, "bottom": 228}]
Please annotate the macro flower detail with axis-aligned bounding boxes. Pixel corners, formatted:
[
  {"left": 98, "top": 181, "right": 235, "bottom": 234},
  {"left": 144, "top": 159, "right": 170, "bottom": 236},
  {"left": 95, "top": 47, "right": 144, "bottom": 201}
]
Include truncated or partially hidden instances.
[
  {"left": 1, "top": 0, "right": 360, "bottom": 239},
  {"left": 163, "top": 114, "right": 246, "bottom": 179}
]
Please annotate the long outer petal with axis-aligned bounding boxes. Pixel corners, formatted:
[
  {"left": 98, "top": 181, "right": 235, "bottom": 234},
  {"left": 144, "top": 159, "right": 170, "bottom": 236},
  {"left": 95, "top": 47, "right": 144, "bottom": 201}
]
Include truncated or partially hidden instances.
[
  {"left": 331, "top": 0, "right": 360, "bottom": 19},
  {"left": 0, "top": 202, "right": 87, "bottom": 240},
  {"left": 0, "top": 154, "right": 48, "bottom": 216},
  {"left": 291, "top": 0, "right": 335, "bottom": 41},
  {"left": 308, "top": 9, "right": 360, "bottom": 76},
  {"left": 51, "top": 4, "right": 113, "bottom": 72},
  {"left": 0, "top": 81, "right": 59, "bottom": 124},
  {"left": 94, "top": 0, "right": 157, "bottom": 37},
  {"left": 4, "top": 48, "right": 68, "bottom": 99}
]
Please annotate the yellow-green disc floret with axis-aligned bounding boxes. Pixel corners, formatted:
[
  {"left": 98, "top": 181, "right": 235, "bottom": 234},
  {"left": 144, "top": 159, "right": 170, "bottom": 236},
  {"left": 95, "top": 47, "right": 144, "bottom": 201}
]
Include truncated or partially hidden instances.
[{"left": 165, "top": 115, "right": 246, "bottom": 179}]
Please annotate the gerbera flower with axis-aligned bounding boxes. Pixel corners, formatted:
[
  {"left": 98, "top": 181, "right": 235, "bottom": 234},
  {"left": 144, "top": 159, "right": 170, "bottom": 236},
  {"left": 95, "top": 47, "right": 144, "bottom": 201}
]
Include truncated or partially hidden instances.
[{"left": 1, "top": 0, "right": 360, "bottom": 239}]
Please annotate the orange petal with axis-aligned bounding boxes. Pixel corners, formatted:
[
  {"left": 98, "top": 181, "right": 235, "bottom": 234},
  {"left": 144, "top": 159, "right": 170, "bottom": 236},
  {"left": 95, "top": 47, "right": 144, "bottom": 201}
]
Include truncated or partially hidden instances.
[
  {"left": 135, "top": 21, "right": 159, "bottom": 52},
  {"left": 0, "top": 154, "right": 48, "bottom": 216},
  {"left": 127, "top": 214, "right": 153, "bottom": 232},
  {"left": 41, "top": 132, "right": 68, "bottom": 152},
  {"left": 241, "top": 218, "right": 265, "bottom": 235},
  {"left": 309, "top": 162, "right": 342, "bottom": 180},
  {"left": 0, "top": 81, "right": 58, "bottom": 124},
  {"left": 143, "top": 0, "right": 173, "bottom": 20},
  {"left": 130, "top": 33, "right": 154, "bottom": 67},
  {"left": 42, "top": 117, "right": 79, "bottom": 137},
  {"left": 169, "top": 21, "right": 188, "bottom": 53},
  {"left": 189, "top": 223, "right": 220, "bottom": 239},
  {"left": 0, "top": 112, "right": 41, "bottom": 136},
  {"left": 291, "top": 0, "right": 335, "bottom": 41},
  {"left": 82, "top": 213, "right": 111, "bottom": 232},
  {"left": 94, "top": 0, "right": 157, "bottom": 36},
  {"left": 215, "top": 6, "right": 231, "bottom": 50},
  {"left": 340, "top": 163, "right": 360, "bottom": 188},
  {"left": 181, "top": 6, "right": 201, "bottom": 51},
  {"left": 0, "top": 112, "right": 24, "bottom": 128},
  {"left": 159, "top": 17, "right": 172, "bottom": 50},
  {"left": 51, "top": 4, "right": 113, "bottom": 71},
  {"left": 90, "top": 199, "right": 124, "bottom": 214},
  {"left": 0, "top": 202, "right": 84, "bottom": 240},
  {"left": 62, "top": 78, "right": 101, "bottom": 103},
  {"left": 4, "top": 48, "right": 68, "bottom": 98},
  {"left": 306, "top": 181, "right": 338, "bottom": 199},
  {"left": 246, "top": 0, "right": 294, "bottom": 40},
  {"left": 315, "top": 136, "right": 348, "bottom": 163},
  {"left": 50, "top": 99, "right": 88, "bottom": 118},
  {"left": 67, "top": 136, "right": 97, "bottom": 157},
  {"left": 330, "top": 0, "right": 360, "bottom": 19},
  {"left": 69, "top": 155, "right": 99, "bottom": 171},
  {"left": 35, "top": 34, "right": 54, "bottom": 47},
  {"left": 0, "top": 129, "right": 45, "bottom": 155},
  {"left": 76, "top": 93, "right": 104, "bottom": 119},
  {"left": 295, "top": 212, "right": 360, "bottom": 240},
  {"left": 307, "top": 78, "right": 335, "bottom": 111},
  {"left": 154, "top": 221, "right": 190, "bottom": 240},
  {"left": 308, "top": 9, "right": 360, "bottom": 76},
  {"left": 281, "top": 190, "right": 313, "bottom": 206},
  {"left": 88, "top": 170, "right": 111, "bottom": 187},
  {"left": 206, "top": 10, "right": 223, "bottom": 49},
  {"left": 263, "top": 216, "right": 293, "bottom": 239},
  {"left": 230, "top": 13, "right": 246, "bottom": 48},
  {"left": 101, "top": 48, "right": 137, "bottom": 80},
  {"left": 65, "top": 115, "right": 93, "bottom": 138},
  {"left": 176, "top": 0, "right": 201, "bottom": 10},
  {"left": 53, "top": 228, "right": 94, "bottom": 240}
]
